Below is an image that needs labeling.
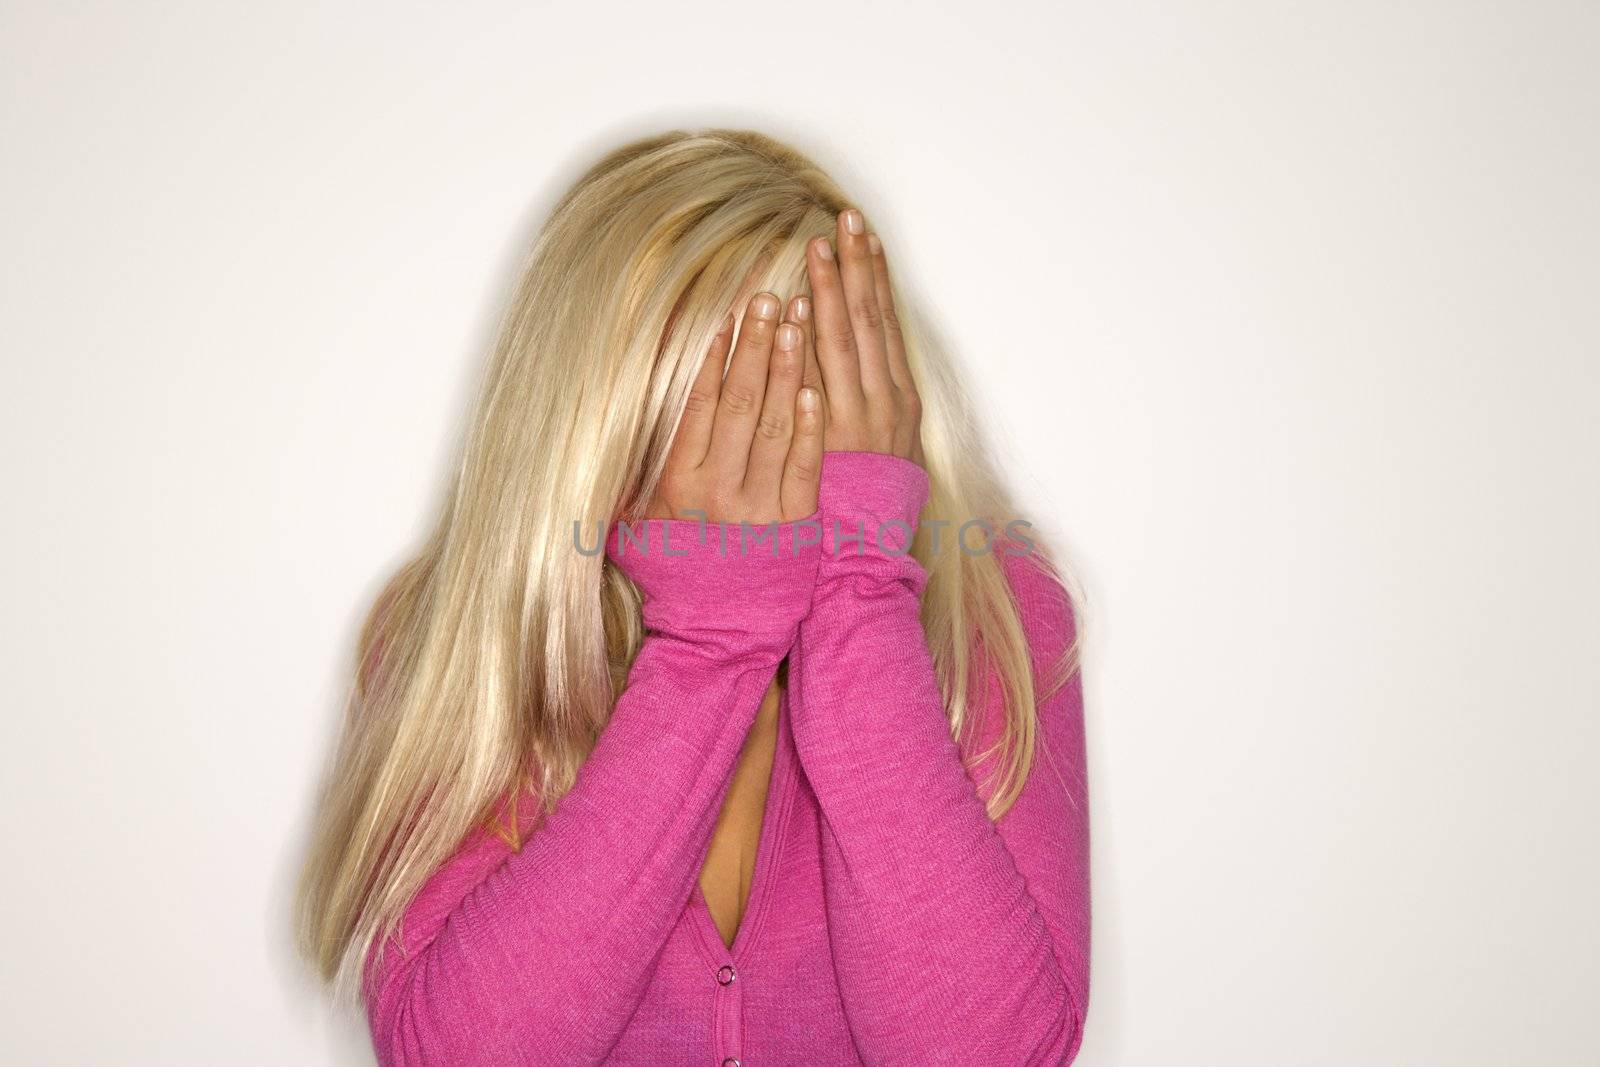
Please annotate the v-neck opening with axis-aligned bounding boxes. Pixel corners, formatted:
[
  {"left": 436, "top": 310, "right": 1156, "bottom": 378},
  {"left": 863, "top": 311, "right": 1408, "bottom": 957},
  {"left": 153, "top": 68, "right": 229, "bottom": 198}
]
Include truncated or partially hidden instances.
[{"left": 691, "top": 680, "right": 795, "bottom": 965}]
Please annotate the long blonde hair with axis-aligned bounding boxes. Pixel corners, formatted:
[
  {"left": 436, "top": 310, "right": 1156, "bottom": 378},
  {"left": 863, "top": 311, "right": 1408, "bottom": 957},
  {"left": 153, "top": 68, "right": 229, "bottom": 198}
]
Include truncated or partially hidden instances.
[{"left": 294, "top": 128, "right": 1080, "bottom": 1000}]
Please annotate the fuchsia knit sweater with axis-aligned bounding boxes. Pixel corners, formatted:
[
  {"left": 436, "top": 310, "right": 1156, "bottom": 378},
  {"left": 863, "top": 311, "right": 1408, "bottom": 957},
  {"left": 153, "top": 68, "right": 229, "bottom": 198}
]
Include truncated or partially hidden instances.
[{"left": 364, "top": 451, "right": 1091, "bottom": 1065}]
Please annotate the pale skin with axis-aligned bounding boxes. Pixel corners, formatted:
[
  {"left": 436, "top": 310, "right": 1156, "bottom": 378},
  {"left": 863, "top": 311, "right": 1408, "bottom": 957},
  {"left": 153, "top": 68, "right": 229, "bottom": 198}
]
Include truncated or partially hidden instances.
[{"left": 645, "top": 207, "right": 923, "bottom": 947}]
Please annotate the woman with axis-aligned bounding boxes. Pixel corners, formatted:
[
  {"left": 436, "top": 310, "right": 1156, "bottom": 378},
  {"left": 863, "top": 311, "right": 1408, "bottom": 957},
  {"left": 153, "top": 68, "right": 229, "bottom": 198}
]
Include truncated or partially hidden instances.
[{"left": 295, "top": 129, "right": 1090, "bottom": 1065}]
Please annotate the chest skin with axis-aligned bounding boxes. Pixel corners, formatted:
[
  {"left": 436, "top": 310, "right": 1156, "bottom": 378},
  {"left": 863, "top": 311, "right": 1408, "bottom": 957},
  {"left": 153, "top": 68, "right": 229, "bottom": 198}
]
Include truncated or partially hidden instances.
[{"left": 697, "top": 667, "right": 784, "bottom": 949}]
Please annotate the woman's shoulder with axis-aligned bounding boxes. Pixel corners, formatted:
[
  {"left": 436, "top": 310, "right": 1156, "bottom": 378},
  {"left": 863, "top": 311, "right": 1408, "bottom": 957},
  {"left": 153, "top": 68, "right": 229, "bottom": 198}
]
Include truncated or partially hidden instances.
[
  {"left": 955, "top": 532, "right": 1084, "bottom": 803},
  {"left": 989, "top": 531, "right": 1079, "bottom": 674}
]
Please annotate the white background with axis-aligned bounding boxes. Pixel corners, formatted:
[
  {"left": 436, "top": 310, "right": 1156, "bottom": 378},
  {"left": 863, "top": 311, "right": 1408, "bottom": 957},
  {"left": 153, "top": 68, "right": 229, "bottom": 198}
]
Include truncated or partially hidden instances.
[{"left": 2, "top": 2, "right": 1596, "bottom": 1064}]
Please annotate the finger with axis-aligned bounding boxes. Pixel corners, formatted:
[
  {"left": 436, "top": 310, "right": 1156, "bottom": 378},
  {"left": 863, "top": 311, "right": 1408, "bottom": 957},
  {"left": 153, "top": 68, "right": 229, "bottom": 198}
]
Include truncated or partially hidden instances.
[
  {"left": 789, "top": 293, "right": 829, "bottom": 453},
  {"left": 868, "top": 233, "right": 923, "bottom": 460},
  {"left": 806, "top": 236, "right": 863, "bottom": 407},
  {"left": 836, "top": 209, "right": 894, "bottom": 399},
  {"left": 781, "top": 386, "right": 824, "bottom": 520},
  {"left": 787, "top": 294, "right": 824, "bottom": 398},
  {"left": 867, "top": 234, "right": 914, "bottom": 393},
  {"left": 709, "top": 291, "right": 781, "bottom": 479},
  {"left": 744, "top": 320, "right": 804, "bottom": 499},
  {"left": 669, "top": 313, "right": 733, "bottom": 471}
]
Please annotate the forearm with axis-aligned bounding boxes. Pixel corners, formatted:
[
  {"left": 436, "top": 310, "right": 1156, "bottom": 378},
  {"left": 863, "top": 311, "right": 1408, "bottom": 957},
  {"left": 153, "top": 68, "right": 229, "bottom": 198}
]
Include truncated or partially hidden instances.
[
  {"left": 369, "top": 519, "right": 819, "bottom": 1066},
  {"left": 788, "top": 452, "right": 1084, "bottom": 1064}
]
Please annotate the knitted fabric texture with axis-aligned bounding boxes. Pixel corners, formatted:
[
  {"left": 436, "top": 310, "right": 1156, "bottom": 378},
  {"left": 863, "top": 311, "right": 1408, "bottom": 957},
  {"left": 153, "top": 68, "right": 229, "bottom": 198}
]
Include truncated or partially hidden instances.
[{"left": 364, "top": 450, "right": 1090, "bottom": 1065}]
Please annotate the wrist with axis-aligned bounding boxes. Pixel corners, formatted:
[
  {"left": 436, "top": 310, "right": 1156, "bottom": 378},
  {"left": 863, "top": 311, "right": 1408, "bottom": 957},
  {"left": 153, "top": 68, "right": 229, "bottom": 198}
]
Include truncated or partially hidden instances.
[
  {"left": 605, "top": 514, "right": 823, "bottom": 638},
  {"left": 816, "top": 451, "right": 930, "bottom": 561}
]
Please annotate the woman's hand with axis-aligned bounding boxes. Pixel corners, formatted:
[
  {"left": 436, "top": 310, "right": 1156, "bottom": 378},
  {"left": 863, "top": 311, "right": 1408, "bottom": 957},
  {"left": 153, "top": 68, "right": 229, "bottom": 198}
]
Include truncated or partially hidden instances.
[
  {"left": 647, "top": 291, "right": 825, "bottom": 525},
  {"left": 798, "top": 208, "right": 925, "bottom": 466}
]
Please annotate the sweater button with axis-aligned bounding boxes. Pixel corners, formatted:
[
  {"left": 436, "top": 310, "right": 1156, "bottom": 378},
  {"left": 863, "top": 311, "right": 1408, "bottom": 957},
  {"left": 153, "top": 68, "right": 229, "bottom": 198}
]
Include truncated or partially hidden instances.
[
  {"left": 721, "top": 1059, "right": 741, "bottom": 1067},
  {"left": 716, "top": 964, "right": 736, "bottom": 986}
]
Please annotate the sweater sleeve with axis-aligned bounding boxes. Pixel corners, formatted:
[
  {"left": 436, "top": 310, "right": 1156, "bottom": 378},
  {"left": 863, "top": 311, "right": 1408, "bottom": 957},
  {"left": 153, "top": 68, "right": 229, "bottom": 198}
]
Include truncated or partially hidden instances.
[
  {"left": 786, "top": 451, "right": 1090, "bottom": 1066},
  {"left": 365, "top": 517, "right": 820, "bottom": 1067}
]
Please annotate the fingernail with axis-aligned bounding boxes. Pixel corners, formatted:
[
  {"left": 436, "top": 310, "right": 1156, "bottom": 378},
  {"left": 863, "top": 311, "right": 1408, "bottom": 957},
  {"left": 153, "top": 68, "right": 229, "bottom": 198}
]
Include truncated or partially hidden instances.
[
  {"left": 812, "top": 237, "right": 834, "bottom": 261},
  {"left": 793, "top": 296, "right": 811, "bottom": 321},
  {"left": 752, "top": 292, "right": 779, "bottom": 318},
  {"left": 776, "top": 323, "right": 800, "bottom": 349},
  {"left": 798, "top": 387, "right": 819, "bottom": 412},
  {"left": 842, "top": 209, "right": 865, "bottom": 235},
  {"left": 867, "top": 233, "right": 882, "bottom": 255},
  {"left": 721, "top": 313, "right": 735, "bottom": 331}
]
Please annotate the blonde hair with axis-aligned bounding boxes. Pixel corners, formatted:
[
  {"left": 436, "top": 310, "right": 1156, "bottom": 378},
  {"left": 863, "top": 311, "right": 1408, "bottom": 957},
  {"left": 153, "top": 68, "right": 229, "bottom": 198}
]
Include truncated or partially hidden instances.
[{"left": 294, "top": 128, "right": 1080, "bottom": 1000}]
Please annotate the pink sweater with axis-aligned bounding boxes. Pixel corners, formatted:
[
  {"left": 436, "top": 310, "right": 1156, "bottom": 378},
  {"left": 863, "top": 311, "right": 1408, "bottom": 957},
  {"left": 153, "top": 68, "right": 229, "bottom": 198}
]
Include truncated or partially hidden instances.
[{"left": 364, "top": 451, "right": 1090, "bottom": 1065}]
